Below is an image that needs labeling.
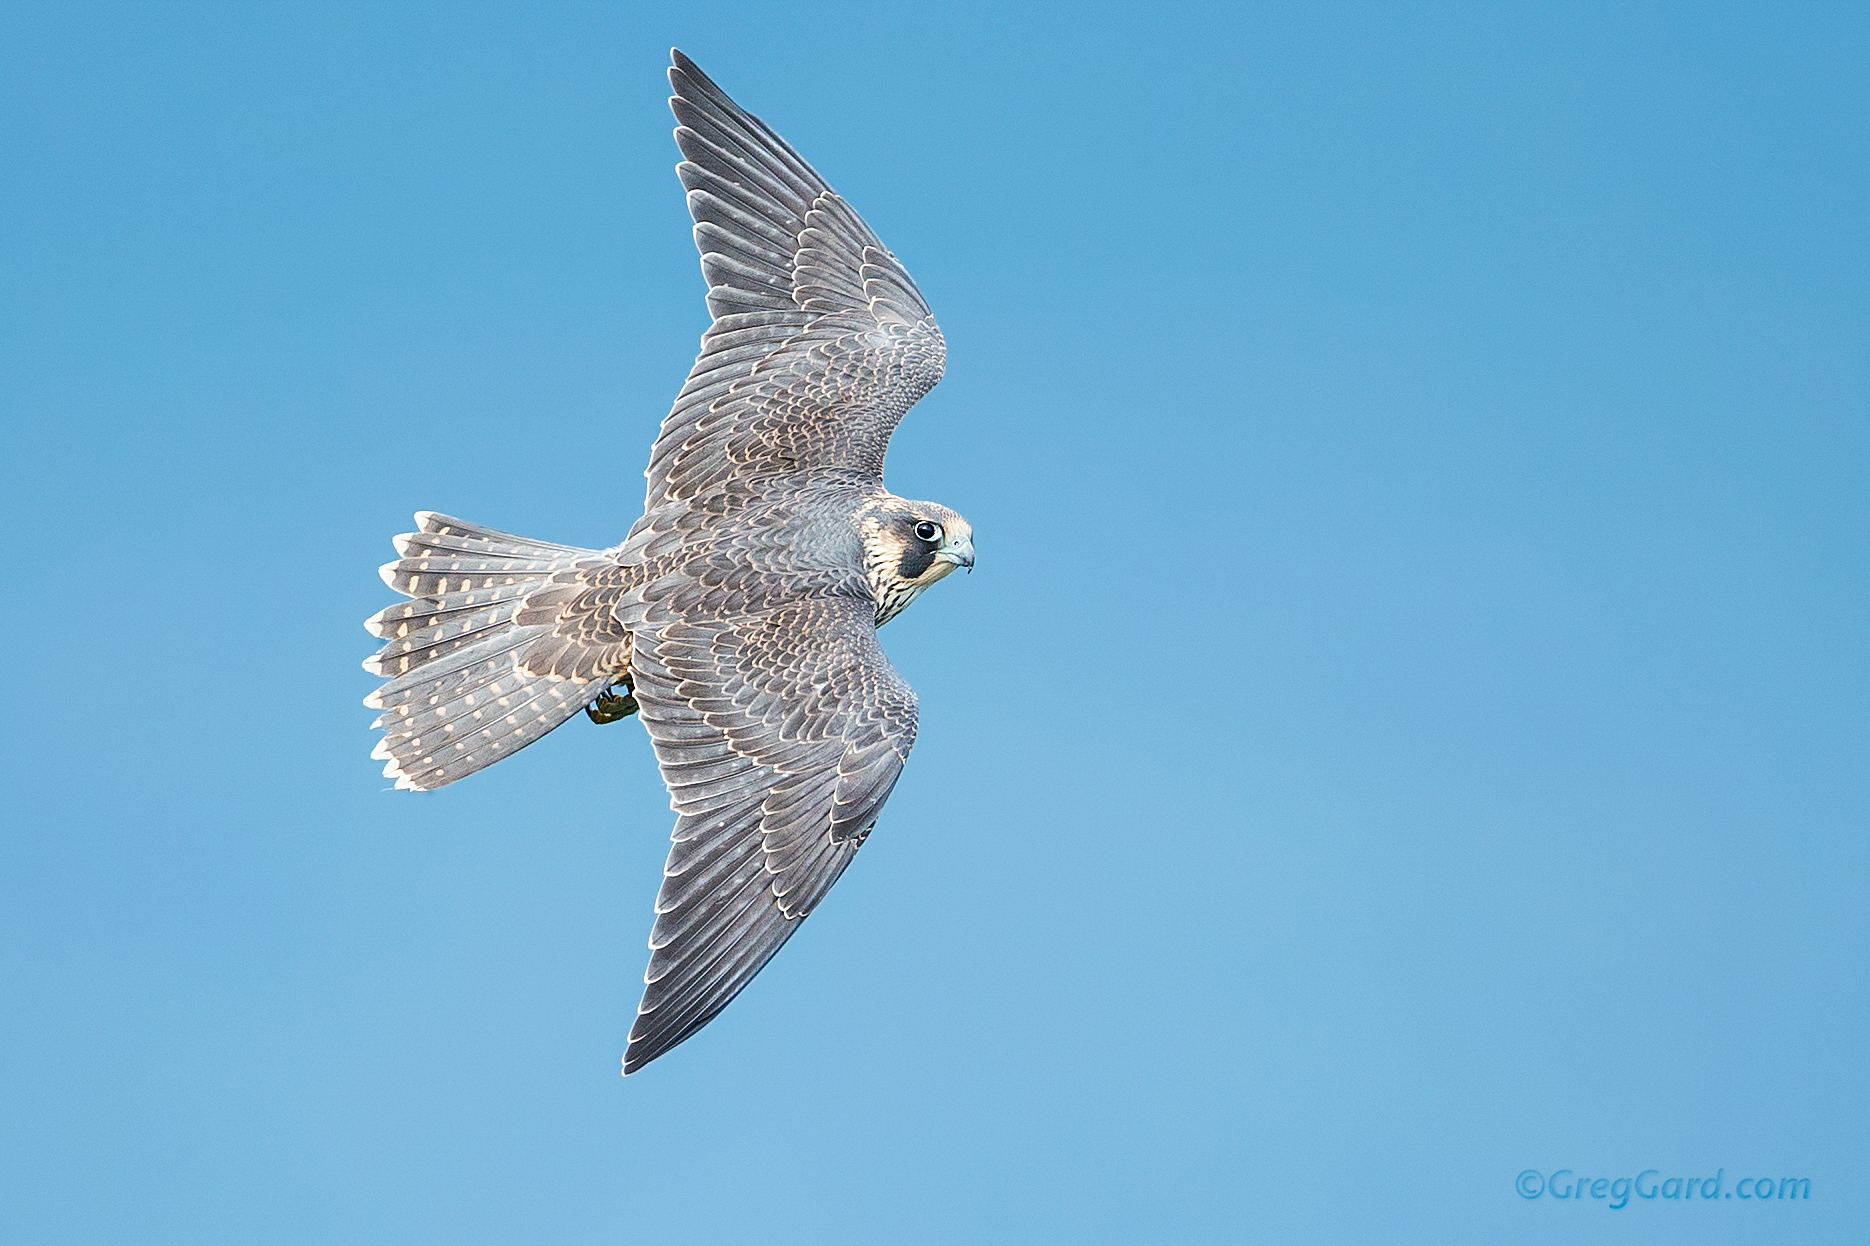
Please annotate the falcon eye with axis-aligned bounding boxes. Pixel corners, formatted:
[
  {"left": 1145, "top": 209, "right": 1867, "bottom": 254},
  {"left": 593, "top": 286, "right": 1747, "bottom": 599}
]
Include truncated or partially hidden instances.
[{"left": 913, "top": 521, "right": 941, "bottom": 543}]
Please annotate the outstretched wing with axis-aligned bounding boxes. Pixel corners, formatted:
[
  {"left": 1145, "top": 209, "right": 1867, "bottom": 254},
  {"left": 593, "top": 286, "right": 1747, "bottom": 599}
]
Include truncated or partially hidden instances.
[
  {"left": 645, "top": 49, "right": 945, "bottom": 513},
  {"left": 623, "top": 587, "right": 918, "bottom": 1072}
]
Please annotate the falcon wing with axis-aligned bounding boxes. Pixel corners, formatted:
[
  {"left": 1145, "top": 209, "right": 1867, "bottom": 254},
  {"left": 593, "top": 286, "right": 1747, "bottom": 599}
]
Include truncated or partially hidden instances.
[
  {"left": 644, "top": 50, "right": 946, "bottom": 513},
  {"left": 623, "top": 587, "right": 918, "bottom": 1072}
]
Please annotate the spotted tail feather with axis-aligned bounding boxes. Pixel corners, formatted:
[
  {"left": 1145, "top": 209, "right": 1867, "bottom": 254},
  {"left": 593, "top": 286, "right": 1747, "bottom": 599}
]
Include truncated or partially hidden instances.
[{"left": 362, "top": 512, "right": 621, "bottom": 791}]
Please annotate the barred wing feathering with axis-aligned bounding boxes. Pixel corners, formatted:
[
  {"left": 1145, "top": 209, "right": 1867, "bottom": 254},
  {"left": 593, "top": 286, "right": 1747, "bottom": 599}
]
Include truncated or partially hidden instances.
[
  {"left": 624, "top": 592, "right": 917, "bottom": 1072},
  {"left": 615, "top": 53, "right": 945, "bottom": 1069},
  {"left": 645, "top": 50, "right": 946, "bottom": 511}
]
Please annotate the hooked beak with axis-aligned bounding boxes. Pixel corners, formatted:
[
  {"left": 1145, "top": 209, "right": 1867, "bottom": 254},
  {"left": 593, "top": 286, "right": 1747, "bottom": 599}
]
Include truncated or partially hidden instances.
[{"left": 935, "top": 535, "right": 975, "bottom": 571}]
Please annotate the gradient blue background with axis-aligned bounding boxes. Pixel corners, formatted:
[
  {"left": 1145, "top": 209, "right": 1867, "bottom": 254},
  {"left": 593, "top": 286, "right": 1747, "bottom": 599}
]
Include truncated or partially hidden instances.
[{"left": 3, "top": 3, "right": 1864, "bottom": 1242}]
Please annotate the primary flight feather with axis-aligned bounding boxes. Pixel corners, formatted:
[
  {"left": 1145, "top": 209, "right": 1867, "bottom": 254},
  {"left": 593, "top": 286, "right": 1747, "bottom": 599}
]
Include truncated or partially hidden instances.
[{"left": 361, "top": 49, "right": 973, "bottom": 1074}]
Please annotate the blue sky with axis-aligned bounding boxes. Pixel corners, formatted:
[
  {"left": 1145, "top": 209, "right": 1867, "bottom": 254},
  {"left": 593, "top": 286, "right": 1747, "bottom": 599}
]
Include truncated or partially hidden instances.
[{"left": 2, "top": 3, "right": 1864, "bottom": 1242}]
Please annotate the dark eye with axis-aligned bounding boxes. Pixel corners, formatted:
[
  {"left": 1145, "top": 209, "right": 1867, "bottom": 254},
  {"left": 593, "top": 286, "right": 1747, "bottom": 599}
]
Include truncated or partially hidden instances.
[{"left": 913, "top": 521, "right": 941, "bottom": 543}]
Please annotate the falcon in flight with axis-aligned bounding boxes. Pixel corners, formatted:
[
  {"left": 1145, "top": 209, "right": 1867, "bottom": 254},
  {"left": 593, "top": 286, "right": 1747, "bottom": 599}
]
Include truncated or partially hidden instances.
[{"left": 362, "top": 50, "right": 972, "bottom": 1074}]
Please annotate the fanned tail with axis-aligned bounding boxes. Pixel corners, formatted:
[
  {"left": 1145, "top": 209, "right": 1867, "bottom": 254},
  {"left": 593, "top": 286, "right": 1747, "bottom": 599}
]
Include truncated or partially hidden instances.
[{"left": 362, "top": 512, "right": 620, "bottom": 791}]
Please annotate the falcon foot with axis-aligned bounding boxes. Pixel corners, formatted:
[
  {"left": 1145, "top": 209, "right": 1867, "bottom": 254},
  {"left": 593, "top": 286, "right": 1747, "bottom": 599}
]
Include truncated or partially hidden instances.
[{"left": 586, "top": 685, "right": 639, "bottom": 724}]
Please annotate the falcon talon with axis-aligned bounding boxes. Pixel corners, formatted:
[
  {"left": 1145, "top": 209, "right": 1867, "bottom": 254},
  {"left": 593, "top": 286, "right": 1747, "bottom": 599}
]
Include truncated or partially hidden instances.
[
  {"left": 361, "top": 49, "right": 973, "bottom": 1076},
  {"left": 586, "top": 688, "right": 639, "bottom": 724}
]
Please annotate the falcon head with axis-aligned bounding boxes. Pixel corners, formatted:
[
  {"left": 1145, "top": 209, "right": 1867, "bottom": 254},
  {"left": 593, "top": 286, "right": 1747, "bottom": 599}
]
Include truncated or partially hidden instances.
[{"left": 858, "top": 499, "right": 974, "bottom": 626}]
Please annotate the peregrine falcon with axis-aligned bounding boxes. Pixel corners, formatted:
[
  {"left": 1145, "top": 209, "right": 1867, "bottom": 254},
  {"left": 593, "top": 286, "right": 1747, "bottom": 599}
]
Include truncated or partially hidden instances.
[{"left": 361, "top": 50, "right": 972, "bottom": 1074}]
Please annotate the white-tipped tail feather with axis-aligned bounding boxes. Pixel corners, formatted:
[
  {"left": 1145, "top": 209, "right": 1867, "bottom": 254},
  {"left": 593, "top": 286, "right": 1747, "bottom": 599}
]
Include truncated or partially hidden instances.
[{"left": 363, "top": 512, "right": 622, "bottom": 791}]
